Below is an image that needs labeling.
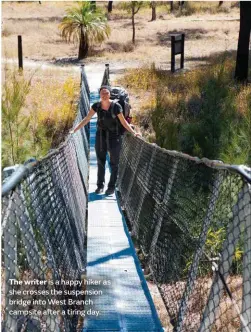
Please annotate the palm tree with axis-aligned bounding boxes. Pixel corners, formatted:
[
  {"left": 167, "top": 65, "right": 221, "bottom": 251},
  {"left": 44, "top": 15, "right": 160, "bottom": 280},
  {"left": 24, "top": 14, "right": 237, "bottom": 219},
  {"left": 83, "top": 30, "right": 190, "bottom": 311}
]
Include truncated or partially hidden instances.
[{"left": 59, "top": 2, "right": 111, "bottom": 60}]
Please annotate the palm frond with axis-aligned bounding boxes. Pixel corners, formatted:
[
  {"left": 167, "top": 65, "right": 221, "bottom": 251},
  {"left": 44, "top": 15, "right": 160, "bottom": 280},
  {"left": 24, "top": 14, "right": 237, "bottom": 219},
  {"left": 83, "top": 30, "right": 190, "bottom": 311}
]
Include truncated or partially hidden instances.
[{"left": 59, "top": 2, "right": 110, "bottom": 49}]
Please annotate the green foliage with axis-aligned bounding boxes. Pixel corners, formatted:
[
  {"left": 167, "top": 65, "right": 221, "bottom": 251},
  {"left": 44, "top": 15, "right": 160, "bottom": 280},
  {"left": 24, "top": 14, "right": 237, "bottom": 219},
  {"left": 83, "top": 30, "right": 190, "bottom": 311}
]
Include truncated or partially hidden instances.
[
  {"left": 2, "top": 68, "right": 78, "bottom": 168},
  {"left": 220, "top": 87, "right": 251, "bottom": 165},
  {"left": 175, "top": 1, "right": 231, "bottom": 17},
  {"left": 119, "top": 1, "right": 145, "bottom": 13},
  {"left": 2, "top": 69, "right": 32, "bottom": 167},
  {"left": 205, "top": 227, "right": 226, "bottom": 257},
  {"left": 59, "top": 1, "right": 110, "bottom": 58},
  {"left": 123, "top": 56, "right": 250, "bottom": 166}
]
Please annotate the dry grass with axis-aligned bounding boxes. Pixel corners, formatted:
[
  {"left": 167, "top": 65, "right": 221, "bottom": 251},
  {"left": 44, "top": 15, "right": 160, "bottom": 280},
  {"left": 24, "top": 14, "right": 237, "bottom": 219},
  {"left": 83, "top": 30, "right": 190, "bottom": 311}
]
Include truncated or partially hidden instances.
[
  {"left": 147, "top": 281, "right": 173, "bottom": 331},
  {"left": 157, "top": 275, "right": 243, "bottom": 332},
  {"left": 2, "top": 1, "right": 240, "bottom": 66},
  {"left": 2, "top": 63, "right": 80, "bottom": 165}
]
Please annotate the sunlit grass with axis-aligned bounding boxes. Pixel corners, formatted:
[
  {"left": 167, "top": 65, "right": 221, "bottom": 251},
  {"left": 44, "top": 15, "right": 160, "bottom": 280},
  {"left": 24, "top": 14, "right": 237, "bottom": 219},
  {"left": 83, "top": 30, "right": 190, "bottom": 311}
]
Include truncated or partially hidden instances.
[{"left": 2, "top": 65, "right": 79, "bottom": 167}]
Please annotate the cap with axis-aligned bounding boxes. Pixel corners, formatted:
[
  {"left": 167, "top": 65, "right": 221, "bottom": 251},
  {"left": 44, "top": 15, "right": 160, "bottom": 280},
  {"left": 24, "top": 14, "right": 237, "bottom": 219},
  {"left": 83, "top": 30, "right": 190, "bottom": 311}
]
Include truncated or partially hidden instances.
[{"left": 99, "top": 85, "right": 111, "bottom": 93}]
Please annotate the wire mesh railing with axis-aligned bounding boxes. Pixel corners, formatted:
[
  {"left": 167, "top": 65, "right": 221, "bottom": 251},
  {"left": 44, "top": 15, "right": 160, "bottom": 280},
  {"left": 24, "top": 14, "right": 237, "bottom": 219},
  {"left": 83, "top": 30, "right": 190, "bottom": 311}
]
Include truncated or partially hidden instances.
[
  {"left": 117, "top": 134, "right": 251, "bottom": 332},
  {"left": 1, "top": 66, "right": 90, "bottom": 332}
]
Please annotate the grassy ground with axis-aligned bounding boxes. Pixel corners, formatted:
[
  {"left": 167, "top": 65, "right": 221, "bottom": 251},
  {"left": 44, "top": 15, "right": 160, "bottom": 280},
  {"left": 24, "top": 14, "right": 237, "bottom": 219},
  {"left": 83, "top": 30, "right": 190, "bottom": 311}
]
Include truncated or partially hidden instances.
[
  {"left": 2, "top": 1, "right": 239, "bottom": 67},
  {"left": 2, "top": 1, "right": 241, "bottom": 123}
]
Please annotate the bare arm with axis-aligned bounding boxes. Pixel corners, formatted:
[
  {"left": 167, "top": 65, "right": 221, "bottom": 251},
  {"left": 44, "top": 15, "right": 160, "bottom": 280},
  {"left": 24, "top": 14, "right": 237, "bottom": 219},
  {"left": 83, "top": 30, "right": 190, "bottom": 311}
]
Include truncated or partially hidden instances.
[
  {"left": 71, "top": 109, "right": 96, "bottom": 133},
  {"left": 117, "top": 113, "right": 140, "bottom": 136}
]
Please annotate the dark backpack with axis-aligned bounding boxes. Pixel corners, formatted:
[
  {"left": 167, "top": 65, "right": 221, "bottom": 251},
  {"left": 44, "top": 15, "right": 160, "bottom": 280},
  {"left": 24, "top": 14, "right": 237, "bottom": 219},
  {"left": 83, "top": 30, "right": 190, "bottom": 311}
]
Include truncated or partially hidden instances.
[{"left": 110, "top": 86, "right": 132, "bottom": 133}]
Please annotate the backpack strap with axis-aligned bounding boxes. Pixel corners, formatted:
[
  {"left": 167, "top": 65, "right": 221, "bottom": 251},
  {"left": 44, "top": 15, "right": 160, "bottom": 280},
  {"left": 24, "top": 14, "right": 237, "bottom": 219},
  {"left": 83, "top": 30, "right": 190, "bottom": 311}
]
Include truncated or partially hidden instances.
[
  {"left": 96, "top": 101, "right": 101, "bottom": 114},
  {"left": 110, "top": 100, "right": 118, "bottom": 119},
  {"left": 96, "top": 102, "right": 103, "bottom": 129},
  {"left": 124, "top": 101, "right": 131, "bottom": 118},
  {"left": 110, "top": 101, "right": 121, "bottom": 135}
]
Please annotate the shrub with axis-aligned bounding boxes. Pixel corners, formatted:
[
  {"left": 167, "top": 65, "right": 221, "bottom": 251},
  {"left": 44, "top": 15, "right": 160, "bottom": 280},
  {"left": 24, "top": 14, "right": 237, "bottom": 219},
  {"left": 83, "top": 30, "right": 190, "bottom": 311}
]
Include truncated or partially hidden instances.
[
  {"left": 118, "top": 56, "right": 251, "bottom": 166},
  {"left": 2, "top": 67, "right": 79, "bottom": 168},
  {"left": 31, "top": 77, "right": 78, "bottom": 149},
  {"left": 175, "top": 2, "right": 231, "bottom": 17},
  {"left": 2, "top": 68, "right": 32, "bottom": 167},
  {"left": 2, "top": 27, "right": 12, "bottom": 37}
]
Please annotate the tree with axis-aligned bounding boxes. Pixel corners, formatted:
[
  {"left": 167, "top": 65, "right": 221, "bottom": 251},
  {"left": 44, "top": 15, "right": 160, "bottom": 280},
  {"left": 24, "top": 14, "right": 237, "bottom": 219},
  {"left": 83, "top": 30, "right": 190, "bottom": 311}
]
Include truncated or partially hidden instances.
[
  {"left": 131, "top": 2, "right": 143, "bottom": 43},
  {"left": 90, "top": 1, "right": 96, "bottom": 10},
  {"left": 108, "top": 1, "right": 113, "bottom": 13},
  {"left": 235, "top": 1, "right": 251, "bottom": 82},
  {"left": 179, "top": 1, "right": 185, "bottom": 8},
  {"left": 150, "top": 1, "right": 156, "bottom": 21},
  {"left": 59, "top": 2, "right": 110, "bottom": 60},
  {"left": 122, "top": 2, "right": 143, "bottom": 44},
  {"left": 170, "top": 1, "right": 174, "bottom": 12}
]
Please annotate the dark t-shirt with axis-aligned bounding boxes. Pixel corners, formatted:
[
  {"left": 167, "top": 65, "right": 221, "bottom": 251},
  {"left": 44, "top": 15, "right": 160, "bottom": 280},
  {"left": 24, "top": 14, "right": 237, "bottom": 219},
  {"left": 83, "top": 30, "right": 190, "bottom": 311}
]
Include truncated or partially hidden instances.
[{"left": 92, "top": 101, "right": 123, "bottom": 134}]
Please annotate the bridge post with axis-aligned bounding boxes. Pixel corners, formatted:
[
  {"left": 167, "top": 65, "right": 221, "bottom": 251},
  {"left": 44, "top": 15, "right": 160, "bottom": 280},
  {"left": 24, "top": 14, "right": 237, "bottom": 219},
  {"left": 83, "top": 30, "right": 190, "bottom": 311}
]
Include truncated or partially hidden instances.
[
  {"left": 101, "top": 63, "right": 110, "bottom": 86},
  {"left": 105, "top": 63, "right": 110, "bottom": 79},
  {"left": 80, "top": 64, "right": 85, "bottom": 87}
]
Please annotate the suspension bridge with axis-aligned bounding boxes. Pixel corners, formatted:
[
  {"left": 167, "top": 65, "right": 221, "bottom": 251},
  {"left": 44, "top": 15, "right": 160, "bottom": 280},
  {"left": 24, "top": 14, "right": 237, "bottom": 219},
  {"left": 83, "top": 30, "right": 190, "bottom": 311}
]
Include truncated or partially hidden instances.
[{"left": 2, "top": 65, "right": 251, "bottom": 332}]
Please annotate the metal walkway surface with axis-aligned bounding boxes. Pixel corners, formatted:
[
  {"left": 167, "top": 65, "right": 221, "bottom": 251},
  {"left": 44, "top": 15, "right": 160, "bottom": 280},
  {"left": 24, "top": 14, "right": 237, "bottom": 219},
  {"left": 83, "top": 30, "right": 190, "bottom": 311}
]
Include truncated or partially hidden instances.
[{"left": 83, "top": 92, "right": 163, "bottom": 332}]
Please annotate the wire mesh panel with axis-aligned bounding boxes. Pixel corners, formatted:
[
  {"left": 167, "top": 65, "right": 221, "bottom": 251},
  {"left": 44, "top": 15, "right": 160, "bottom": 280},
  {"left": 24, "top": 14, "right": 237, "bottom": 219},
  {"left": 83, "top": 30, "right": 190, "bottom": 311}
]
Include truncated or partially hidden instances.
[
  {"left": 1, "top": 67, "right": 90, "bottom": 332},
  {"left": 117, "top": 134, "right": 251, "bottom": 332}
]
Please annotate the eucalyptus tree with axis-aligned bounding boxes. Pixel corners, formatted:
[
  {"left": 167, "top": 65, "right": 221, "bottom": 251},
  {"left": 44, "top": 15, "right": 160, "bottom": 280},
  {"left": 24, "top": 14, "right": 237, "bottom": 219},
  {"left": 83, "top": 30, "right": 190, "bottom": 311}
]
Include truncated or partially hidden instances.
[
  {"left": 122, "top": 1, "right": 143, "bottom": 44},
  {"left": 235, "top": 1, "right": 251, "bottom": 82}
]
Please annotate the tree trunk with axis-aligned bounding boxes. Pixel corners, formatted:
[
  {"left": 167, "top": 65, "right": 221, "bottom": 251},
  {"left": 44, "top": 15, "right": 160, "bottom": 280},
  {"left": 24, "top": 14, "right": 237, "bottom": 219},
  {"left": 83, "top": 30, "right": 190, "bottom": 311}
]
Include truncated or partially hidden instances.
[
  {"left": 151, "top": 2, "right": 156, "bottom": 21},
  {"left": 235, "top": 1, "right": 251, "bottom": 82},
  {"left": 170, "top": 1, "right": 174, "bottom": 12},
  {"left": 78, "top": 29, "right": 88, "bottom": 59},
  {"left": 179, "top": 1, "right": 185, "bottom": 9},
  {"left": 132, "top": 6, "right": 135, "bottom": 44},
  {"left": 90, "top": 1, "right": 96, "bottom": 10},
  {"left": 108, "top": 1, "right": 113, "bottom": 13}
]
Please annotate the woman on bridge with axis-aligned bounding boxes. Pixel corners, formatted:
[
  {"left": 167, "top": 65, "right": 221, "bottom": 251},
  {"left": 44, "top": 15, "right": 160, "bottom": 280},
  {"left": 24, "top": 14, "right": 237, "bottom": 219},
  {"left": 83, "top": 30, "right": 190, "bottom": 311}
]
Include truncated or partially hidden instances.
[{"left": 70, "top": 85, "right": 140, "bottom": 195}]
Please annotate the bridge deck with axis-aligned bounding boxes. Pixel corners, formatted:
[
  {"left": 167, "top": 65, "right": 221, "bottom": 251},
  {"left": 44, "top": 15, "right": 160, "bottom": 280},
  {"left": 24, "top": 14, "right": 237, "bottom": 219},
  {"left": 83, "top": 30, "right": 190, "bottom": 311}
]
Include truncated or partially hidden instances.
[{"left": 83, "top": 93, "right": 162, "bottom": 331}]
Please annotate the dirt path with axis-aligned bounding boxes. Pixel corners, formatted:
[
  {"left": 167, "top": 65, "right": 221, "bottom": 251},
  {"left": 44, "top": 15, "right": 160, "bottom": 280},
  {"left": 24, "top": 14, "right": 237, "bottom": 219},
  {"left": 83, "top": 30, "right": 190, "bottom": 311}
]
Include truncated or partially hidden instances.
[
  {"left": 2, "top": 57, "right": 142, "bottom": 92},
  {"left": 2, "top": 2, "right": 240, "bottom": 71}
]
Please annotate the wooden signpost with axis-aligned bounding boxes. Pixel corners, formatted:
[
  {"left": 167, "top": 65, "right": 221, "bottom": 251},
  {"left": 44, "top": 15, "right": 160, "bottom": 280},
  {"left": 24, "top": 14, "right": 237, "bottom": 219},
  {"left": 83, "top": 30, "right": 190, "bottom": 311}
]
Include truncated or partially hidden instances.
[
  {"left": 171, "top": 33, "right": 185, "bottom": 73},
  {"left": 18, "top": 35, "right": 23, "bottom": 70}
]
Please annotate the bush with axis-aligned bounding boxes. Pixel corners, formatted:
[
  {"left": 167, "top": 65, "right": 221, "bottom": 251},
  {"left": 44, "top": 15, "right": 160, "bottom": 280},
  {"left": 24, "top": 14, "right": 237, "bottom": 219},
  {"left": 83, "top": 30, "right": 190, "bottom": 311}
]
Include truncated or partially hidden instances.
[
  {"left": 118, "top": 56, "right": 251, "bottom": 166},
  {"left": 35, "top": 77, "right": 78, "bottom": 148},
  {"left": 2, "top": 68, "right": 32, "bottom": 167},
  {"left": 2, "top": 67, "right": 79, "bottom": 168},
  {"left": 156, "top": 58, "right": 251, "bottom": 165},
  {"left": 2, "top": 27, "right": 12, "bottom": 37},
  {"left": 175, "top": 2, "right": 231, "bottom": 17}
]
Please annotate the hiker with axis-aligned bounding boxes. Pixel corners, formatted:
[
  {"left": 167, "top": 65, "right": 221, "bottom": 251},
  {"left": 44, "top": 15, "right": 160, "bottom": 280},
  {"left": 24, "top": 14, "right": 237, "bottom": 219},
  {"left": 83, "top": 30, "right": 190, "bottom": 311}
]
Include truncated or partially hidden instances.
[{"left": 70, "top": 85, "right": 140, "bottom": 195}]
